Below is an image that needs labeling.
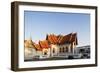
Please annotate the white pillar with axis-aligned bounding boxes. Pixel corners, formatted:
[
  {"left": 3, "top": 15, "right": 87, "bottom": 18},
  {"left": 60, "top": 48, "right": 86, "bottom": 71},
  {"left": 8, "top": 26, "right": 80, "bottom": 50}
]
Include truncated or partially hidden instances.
[{"left": 68, "top": 45, "right": 71, "bottom": 54}]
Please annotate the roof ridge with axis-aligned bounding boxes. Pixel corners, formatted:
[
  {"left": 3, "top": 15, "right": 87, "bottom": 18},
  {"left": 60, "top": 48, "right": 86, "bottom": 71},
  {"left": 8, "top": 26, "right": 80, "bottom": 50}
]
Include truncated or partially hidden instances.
[{"left": 69, "top": 33, "right": 73, "bottom": 41}]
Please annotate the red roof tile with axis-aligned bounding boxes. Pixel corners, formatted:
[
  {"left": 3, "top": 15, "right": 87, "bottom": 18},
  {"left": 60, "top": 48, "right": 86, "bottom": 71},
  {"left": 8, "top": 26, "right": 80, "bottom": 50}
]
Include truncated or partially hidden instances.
[
  {"left": 59, "top": 33, "right": 72, "bottom": 44},
  {"left": 46, "top": 34, "right": 58, "bottom": 44},
  {"left": 33, "top": 43, "right": 42, "bottom": 51},
  {"left": 46, "top": 33, "right": 78, "bottom": 44},
  {"left": 25, "top": 33, "right": 78, "bottom": 51},
  {"left": 39, "top": 40, "right": 50, "bottom": 49}
]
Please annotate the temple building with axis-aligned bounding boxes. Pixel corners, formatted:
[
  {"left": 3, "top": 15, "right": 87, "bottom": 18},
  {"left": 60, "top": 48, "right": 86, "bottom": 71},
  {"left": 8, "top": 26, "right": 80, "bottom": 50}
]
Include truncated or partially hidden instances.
[
  {"left": 24, "top": 33, "right": 78, "bottom": 60},
  {"left": 46, "top": 33, "right": 78, "bottom": 57},
  {"left": 24, "top": 38, "right": 36, "bottom": 60}
]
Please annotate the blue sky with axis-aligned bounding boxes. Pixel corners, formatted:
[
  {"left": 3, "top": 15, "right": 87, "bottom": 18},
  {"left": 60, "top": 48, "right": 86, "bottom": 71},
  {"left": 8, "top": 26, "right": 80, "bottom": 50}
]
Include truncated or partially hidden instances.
[{"left": 24, "top": 11, "right": 90, "bottom": 46}]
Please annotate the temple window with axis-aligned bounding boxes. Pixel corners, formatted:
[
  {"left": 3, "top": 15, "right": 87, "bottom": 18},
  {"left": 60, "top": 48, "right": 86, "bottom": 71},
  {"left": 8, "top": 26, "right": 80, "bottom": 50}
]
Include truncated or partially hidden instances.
[
  {"left": 53, "top": 48, "right": 55, "bottom": 53},
  {"left": 63, "top": 47, "right": 65, "bottom": 52},
  {"left": 44, "top": 51, "right": 47, "bottom": 55},
  {"left": 66, "top": 47, "right": 68, "bottom": 52}
]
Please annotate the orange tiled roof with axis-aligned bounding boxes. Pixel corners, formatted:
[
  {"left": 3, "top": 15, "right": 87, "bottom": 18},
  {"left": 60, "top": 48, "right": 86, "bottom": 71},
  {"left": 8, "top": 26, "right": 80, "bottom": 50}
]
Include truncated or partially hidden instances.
[
  {"left": 59, "top": 33, "right": 78, "bottom": 44},
  {"left": 46, "top": 33, "right": 78, "bottom": 44},
  {"left": 59, "top": 33, "right": 72, "bottom": 44},
  {"left": 33, "top": 43, "right": 42, "bottom": 51},
  {"left": 57, "top": 35, "right": 63, "bottom": 41},
  {"left": 39, "top": 40, "right": 50, "bottom": 49},
  {"left": 25, "top": 33, "right": 78, "bottom": 51},
  {"left": 46, "top": 34, "right": 58, "bottom": 44}
]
